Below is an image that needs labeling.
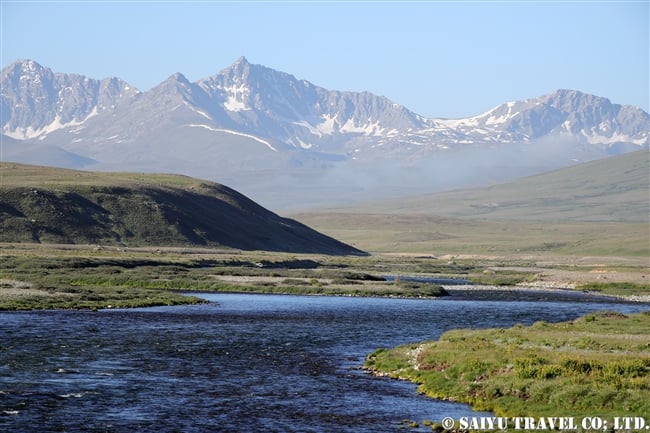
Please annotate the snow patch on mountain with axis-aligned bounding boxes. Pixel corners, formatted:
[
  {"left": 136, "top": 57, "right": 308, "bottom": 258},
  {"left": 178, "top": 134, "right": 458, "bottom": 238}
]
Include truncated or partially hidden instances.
[
  {"left": 485, "top": 101, "right": 519, "bottom": 125},
  {"left": 340, "top": 118, "right": 385, "bottom": 136},
  {"left": 583, "top": 131, "right": 649, "bottom": 146},
  {"left": 3, "top": 107, "right": 99, "bottom": 139},
  {"left": 3, "top": 125, "right": 40, "bottom": 140},
  {"left": 185, "top": 124, "right": 277, "bottom": 151},
  {"left": 224, "top": 96, "right": 250, "bottom": 112},
  {"left": 183, "top": 101, "right": 212, "bottom": 119},
  {"left": 317, "top": 115, "right": 337, "bottom": 135},
  {"left": 293, "top": 137, "right": 313, "bottom": 149},
  {"left": 215, "top": 84, "right": 252, "bottom": 112},
  {"left": 293, "top": 120, "right": 324, "bottom": 138}
]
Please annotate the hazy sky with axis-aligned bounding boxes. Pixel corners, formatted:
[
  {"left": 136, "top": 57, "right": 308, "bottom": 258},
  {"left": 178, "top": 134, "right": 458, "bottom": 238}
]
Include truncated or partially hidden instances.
[{"left": 2, "top": 1, "right": 648, "bottom": 118}]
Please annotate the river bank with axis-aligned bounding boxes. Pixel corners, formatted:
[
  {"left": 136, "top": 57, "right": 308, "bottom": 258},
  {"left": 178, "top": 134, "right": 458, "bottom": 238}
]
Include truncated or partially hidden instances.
[
  {"left": 364, "top": 310, "right": 650, "bottom": 431},
  {"left": 4, "top": 293, "right": 649, "bottom": 433},
  {"left": 441, "top": 283, "right": 650, "bottom": 303},
  {"left": 1, "top": 244, "right": 647, "bottom": 310}
]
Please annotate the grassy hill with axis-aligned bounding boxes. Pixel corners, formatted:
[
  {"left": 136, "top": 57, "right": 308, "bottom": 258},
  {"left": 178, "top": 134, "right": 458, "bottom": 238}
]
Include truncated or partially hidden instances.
[
  {"left": 0, "top": 163, "right": 365, "bottom": 255},
  {"left": 326, "top": 149, "right": 650, "bottom": 222},
  {"left": 294, "top": 151, "right": 649, "bottom": 256}
]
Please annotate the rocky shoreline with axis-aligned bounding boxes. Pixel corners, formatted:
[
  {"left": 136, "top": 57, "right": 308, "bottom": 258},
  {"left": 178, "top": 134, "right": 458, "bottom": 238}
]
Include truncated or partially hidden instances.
[{"left": 441, "top": 283, "right": 650, "bottom": 303}]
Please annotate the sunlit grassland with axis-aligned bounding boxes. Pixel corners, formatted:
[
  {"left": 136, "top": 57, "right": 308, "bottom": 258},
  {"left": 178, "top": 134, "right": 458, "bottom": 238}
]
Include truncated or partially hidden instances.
[
  {"left": 0, "top": 245, "right": 451, "bottom": 310},
  {"left": 365, "top": 311, "right": 650, "bottom": 423},
  {"left": 339, "top": 149, "right": 650, "bottom": 223},
  {"left": 1, "top": 243, "right": 647, "bottom": 310},
  {"left": 292, "top": 213, "right": 650, "bottom": 257},
  {"left": 0, "top": 162, "right": 202, "bottom": 189},
  {"left": 292, "top": 150, "right": 650, "bottom": 258}
]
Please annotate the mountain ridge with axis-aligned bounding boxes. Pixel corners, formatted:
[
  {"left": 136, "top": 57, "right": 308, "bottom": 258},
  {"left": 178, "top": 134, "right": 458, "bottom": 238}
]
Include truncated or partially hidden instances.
[
  {"left": 2, "top": 58, "right": 648, "bottom": 209},
  {"left": 1, "top": 59, "right": 139, "bottom": 139},
  {"left": 4, "top": 58, "right": 647, "bottom": 148}
]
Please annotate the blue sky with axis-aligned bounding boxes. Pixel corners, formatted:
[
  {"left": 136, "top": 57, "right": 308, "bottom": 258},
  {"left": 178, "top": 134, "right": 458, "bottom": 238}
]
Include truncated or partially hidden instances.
[{"left": 2, "top": 1, "right": 648, "bottom": 118}]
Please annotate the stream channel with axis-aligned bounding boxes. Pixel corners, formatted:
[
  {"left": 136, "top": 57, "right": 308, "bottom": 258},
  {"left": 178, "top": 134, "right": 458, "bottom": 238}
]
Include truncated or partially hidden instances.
[{"left": 1, "top": 288, "right": 648, "bottom": 432}]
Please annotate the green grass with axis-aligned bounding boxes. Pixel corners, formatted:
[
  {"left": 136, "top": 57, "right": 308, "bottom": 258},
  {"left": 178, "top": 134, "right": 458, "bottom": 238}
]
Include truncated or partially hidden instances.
[
  {"left": 0, "top": 162, "right": 363, "bottom": 255},
  {"left": 1, "top": 244, "right": 647, "bottom": 310},
  {"left": 293, "top": 150, "right": 650, "bottom": 257},
  {"left": 365, "top": 311, "right": 650, "bottom": 424},
  {"left": 578, "top": 282, "right": 650, "bottom": 298},
  {"left": 0, "top": 248, "right": 452, "bottom": 310},
  {"left": 293, "top": 212, "right": 650, "bottom": 257},
  {"left": 0, "top": 162, "right": 203, "bottom": 189},
  {"left": 317, "top": 149, "right": 650, "bottom": 223}
]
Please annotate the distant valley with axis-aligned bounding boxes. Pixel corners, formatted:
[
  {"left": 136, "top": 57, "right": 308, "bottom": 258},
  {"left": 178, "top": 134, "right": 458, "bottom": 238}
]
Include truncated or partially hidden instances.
[
  {"left": 320, "top": 149, "right": 650, "bottom": 222},
  {"left": 294, "top": 150, "right": 650, "bottom": 256},
  {"left": 2, "top": 58, "right": 649, "bottom": 210}
]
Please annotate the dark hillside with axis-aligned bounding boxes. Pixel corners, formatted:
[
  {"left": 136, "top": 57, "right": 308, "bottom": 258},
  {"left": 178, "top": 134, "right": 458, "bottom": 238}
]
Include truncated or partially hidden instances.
[{"left": 0, "top": 163, "right": 365, "bottom": 255}]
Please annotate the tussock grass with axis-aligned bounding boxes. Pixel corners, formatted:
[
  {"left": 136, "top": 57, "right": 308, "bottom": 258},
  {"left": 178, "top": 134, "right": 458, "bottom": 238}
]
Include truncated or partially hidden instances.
[
  {"left": 365, "top": 311, "right": 650, "bottom": 420},
  {"left": 1, "top": 244, "right": 646, "bottom": 310},
  {"left": 578, "top": 282, "right": 650, "bottom": 298},
  {"left": 0, "top": 248, "right": 450, "bottom": 310}
]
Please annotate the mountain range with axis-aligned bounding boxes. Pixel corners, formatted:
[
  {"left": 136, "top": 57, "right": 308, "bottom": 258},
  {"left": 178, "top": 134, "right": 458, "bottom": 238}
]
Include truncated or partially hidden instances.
[{"left": 2, "top": 58, "right": 648, "bottom": 209}]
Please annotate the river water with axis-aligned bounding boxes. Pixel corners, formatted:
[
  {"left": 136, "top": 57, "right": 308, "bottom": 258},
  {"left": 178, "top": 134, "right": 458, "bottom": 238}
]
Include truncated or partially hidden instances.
[{"left": 1, "top": 290, "right": 648, "bottom": 432}]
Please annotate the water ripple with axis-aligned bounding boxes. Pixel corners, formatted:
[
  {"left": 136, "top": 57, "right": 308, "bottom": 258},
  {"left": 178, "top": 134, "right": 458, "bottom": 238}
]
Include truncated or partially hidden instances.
[{"left": 1, "top": 293, "right": 647, "bottom": 432}]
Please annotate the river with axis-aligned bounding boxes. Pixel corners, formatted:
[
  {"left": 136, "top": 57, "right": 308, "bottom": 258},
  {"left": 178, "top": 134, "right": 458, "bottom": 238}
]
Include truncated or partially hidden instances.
[{"left": 1, "top": 290, "right": 648, "bottom": 432}]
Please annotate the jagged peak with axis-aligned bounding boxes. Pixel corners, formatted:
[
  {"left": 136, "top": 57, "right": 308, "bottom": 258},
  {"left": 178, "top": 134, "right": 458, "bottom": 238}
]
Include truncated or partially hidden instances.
[
  {"left": 101, "top": 75, "right": 130, "bottom": 85},
  {"left": 230, "top": 57, "right": 258, "bottom": 77},
  {"left": 165, "top": 72, "right": 190, "bottom": 84},
  {"left": 549, "top": 88, "right": 587, "bottom": 97},
  {"left": 99, "top": 76, "right": 140, "bottom": 94},
  {"left": 9, "top": 59, "right": 47, "bottom": 71},
  {"left": 539, "top": 89, "right": 619, "bottom": 114},
  {"left": 543, "top": 89, "right": 610, "bottom": 104},
  {"left": 220, "top": 56, "right": 253, "bottom": 74},
  {"left": 2, "top": 59, "right": 51, "bottom": 78},
  {"left": 1, "top": 60, "right": 139, "bottom": 91},
  {"left": 202, "top": 56, "right": 294, "bottom": 90},
  {"left": 233, "top": 56, "right": 250, "bottom": 66}
]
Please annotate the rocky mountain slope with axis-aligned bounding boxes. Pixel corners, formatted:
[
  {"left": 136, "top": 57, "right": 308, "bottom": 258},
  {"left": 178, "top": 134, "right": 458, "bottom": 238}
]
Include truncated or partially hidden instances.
[
  {"left": 0, "top": 162, "right": 365, "bottom": 254},
  {"left": 2, "top": 58, "right": 648, "bottom": 209}
]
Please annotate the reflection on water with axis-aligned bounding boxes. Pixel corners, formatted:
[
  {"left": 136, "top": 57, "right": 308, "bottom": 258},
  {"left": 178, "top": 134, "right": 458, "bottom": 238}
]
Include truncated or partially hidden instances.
[{"left": 1, "top": 292, "right": 647, "bottom": 432}]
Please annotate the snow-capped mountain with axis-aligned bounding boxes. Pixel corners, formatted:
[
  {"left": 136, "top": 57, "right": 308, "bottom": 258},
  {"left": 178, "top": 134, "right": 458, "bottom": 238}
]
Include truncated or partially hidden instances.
[
  {"left": 3, "top": 57, "right": 647, "bottom": 151},
  {"left": 1, "top": 59, "right": 138, "bottom": 140},
  {"left": 2, "top": 58, "right": 648, "bottom": 209},
  {"left": 194, "top": 57, "right": 425, "bottom": 151},
  {"left": 432, "top": 89, "right": 648, "bottom": 146}
]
